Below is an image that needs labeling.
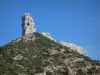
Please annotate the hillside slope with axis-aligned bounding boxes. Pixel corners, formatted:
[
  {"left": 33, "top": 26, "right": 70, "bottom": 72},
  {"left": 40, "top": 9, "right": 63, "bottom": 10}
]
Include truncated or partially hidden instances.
[{"left": 0, "top": 32, "right": 100, "bottom": 75}]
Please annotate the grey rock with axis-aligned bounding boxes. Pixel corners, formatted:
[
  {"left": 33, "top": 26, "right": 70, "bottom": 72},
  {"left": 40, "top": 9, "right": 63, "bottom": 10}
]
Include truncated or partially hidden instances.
[
  {"left": 22, "top": 13, "right": 36, "bottom": 36},
  {"left": 41, "top": 32, "right": 87, "bottom": 56},
  {"left": 59, "top": 42, "right": 87, "bottom": 56},
  {"left": 41, "top": 32, "right": 56, "bottom": 42}
]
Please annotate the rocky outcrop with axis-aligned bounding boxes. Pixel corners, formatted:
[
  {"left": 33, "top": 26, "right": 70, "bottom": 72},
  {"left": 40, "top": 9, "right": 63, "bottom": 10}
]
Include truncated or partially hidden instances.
[
  {"left": 21, "top": 13, "right": 87, "bottom": 56},
  {"left": 22, "top": 13, "right": 36, "bottom": 36},
  {"left": 41, "top": 32, "right": 87, "bottom": 56},
  {"left": 59, "top": 42, "right": 87, "bottom": 56},
  {"left": 41, "top": 32, "right": 56, "bottom": 42}
]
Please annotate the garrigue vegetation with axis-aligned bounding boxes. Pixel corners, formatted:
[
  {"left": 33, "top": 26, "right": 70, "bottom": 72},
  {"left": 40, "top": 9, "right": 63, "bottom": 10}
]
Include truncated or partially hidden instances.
[{"left": 0, "top": 32, "right": 100, "bottom": 75}]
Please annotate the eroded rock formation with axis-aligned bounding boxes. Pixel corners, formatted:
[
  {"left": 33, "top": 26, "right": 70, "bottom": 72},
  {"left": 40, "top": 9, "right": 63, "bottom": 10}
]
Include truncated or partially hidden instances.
[{"left": 22, "top": 13, "right": 36, "bottom": 36}]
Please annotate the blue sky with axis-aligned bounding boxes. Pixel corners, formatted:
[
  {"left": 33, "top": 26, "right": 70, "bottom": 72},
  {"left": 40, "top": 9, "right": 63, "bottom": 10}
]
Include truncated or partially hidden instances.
[{"left": 0, "top": 0, "right": 100, "bottom": 60}]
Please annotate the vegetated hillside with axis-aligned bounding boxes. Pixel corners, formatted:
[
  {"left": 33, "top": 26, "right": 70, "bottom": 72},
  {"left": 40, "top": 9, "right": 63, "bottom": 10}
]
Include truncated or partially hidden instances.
[{"left": 0, "top": 32, "right": 100, "bottom": 75}]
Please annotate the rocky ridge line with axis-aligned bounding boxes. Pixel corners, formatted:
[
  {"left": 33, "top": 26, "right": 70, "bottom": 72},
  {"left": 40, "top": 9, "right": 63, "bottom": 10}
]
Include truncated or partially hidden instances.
[{"left": 41, "top": 32, "right": 87, "bottom": 56}]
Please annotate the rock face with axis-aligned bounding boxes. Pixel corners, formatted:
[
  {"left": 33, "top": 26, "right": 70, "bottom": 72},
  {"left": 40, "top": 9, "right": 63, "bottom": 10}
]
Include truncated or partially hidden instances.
[
  {"left": 41, "top": 32, "right": 87, "bottom": 56},
  {"left": 59, "top": 42, "right": 87, "bottom": 56},
  {"left": 41, "top": 32, "right": 56, "bottom": 42},
  {"left": 22, "top": 13, "right": 36, "bottom": 36}
]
